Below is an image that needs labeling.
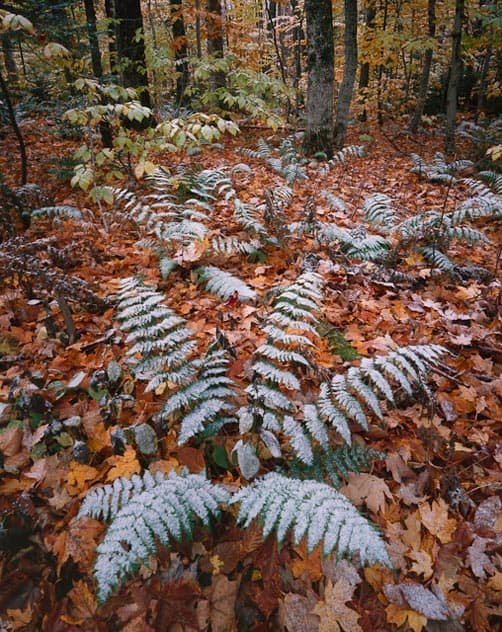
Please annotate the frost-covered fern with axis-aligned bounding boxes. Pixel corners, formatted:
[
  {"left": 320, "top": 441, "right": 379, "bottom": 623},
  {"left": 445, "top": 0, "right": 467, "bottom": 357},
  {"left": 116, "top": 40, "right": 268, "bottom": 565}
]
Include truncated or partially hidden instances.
[
  {"left": 232, "top": 472, "right": 390, "bottom": 564},
  {"left": 329, "top": 144, "right": 366, "bottom": 165},
  {"left": 246, "top": 272, "right": 323, "bottom": 457},
  {"left": 30, "top": 205, "right": 83, "bottom": 220},
  {"left": 115, "top": 277, "right": 198, "bottom": 391},
  {"left": 317, "top": 344, "right": 448, "bottom": 445},
  {"left": 363, "top": 193, "right": 395, "bottom": 230},
  {"left": 196, "top": 265, "right": 257, "bottom": 302},
  {"left": 78, "top": 469, "right": 230, "bottom": 603},
  {"left": 116, "top": 277, "right": 238, "bottom": 428},
  {"left": 410, "top": 152, "right": 473, "bottom": 183}
]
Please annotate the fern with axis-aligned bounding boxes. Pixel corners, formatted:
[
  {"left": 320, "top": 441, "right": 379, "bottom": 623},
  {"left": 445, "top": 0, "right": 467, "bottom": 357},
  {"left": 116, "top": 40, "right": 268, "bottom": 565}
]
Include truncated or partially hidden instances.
[
  {"left": 478, "top": 170, "right": 502, "bottom": 195},
  {"left": 330, "top": 145, "right": 366, "bottom": 165},
  {"left": 115, "top": 277, "right": 198, "bottom": 391},
  {"left": 410, "top": 152, "right": 473, "bottom": 183},
  {"left": 288, "top": 444, "right": 386, "bottom": 488},
  {"left": 78, "top": 469, "right": 230, "bottom": 603},
  {"left": 30, "top": 205, "right": 83, "bottom": 220},
  {"left": 363, "top": 193, "right": 396, "bottom": 230},
  {"left": 196, "top": 265, "right": 257, "bottom": 302},
  {"left": 211, "top": 235, "right": 262, "bottom": 256},
  {"left": 317, "top": 344, "right": 448, "bottom": 445},
  {"left": 232, "top": 472, "right": 391, "bottom": 564},
  {"left": 321, "top": 191, "right": 349, "bottom": 213}
]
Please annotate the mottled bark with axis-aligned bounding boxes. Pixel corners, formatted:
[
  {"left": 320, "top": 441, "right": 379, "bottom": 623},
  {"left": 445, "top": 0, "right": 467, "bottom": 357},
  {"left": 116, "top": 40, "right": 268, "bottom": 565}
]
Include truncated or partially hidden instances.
[
  {"left": 445, "top": 0, "right": 464, "bottom": 152},
  {"left": 1, "top": 33, "right": 17, "bottom": 83},
  {"left": 303, "top": 0, "right": 334, "bottom": 157},
  {"left": 409, "top": 0, "right": 436, "bottom": 133},
  {"left": 334, "top": 0, "right": 358, "bottom": 148}
]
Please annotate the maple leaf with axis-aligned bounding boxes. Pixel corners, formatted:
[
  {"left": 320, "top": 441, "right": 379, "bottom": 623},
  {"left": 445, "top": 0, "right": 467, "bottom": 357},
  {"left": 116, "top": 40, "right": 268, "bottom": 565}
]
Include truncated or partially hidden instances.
[
  {"left": 340, "top": 472, "right": 393, "bottom": 513},
  {"left": 418, "top": 499, "right": 456, "bottom": 544},
  {"left": 60, "top": 580, "right": 97, "bottom": 625},
  {"left": 312, "top": 578, "right": 363, "bottom": 632}
]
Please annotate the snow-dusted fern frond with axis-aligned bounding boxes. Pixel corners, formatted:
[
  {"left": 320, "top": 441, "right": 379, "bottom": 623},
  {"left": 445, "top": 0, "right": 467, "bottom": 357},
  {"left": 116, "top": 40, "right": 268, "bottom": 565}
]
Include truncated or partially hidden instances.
[
  {"left": 115, "top": 277, "right": 198, "bottom": 391},
  {"left": 182, "top": 168, "right": 235, "bottom": 202},
  {"left": 321, "top": 191, "right": 348, "bottom": 212},
  {"left": 239, "top": 138, "right": 272, "bottom": 160},
  {"left": 232, "top": 472, "right": 390, "bottom": 563},
  {"left": 478, "top": 170, "right": 502, "bottom": 195},
  {"left": 410, "top": 152, "right": 473, "bottom": 183},
  {"left": 176, "top": 343, "right": 238, "bottom": 444},
  {"left": 78, "top": 469, "right": 230, "bottom": 603},
  {"left": 317, "top": 344, "right": 448, "bottom": 444},
  {"left": 246, "top": 272, "right": 323, "bottom": 441},
  {"left": 31, "top": 205, "right": 83, "bottom": 220},
  {"left": 418, "top": 246, "right": 456, "bottom": 272},
  {"left": 341, "top": 228, "right": 391, "bottom": 261},
  {"left": 233, "top": 198, "right": 272, "bottom": 240},
  {"left": 363, "top": 193, "right": 396, "bottom": 230},
  {"left": 196, "top": 265, "right": 257, "bottom": 302},
  {"left": 330, "top": 145, "right": 366, "bottom": 165},
  {"left": 211, "top": 235, "right": 262, "bottom": 256}
]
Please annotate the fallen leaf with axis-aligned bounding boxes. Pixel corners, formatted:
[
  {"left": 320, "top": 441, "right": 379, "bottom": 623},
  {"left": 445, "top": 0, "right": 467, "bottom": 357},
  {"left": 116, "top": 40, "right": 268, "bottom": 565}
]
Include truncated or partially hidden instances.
[
  {"left": 312, "top": 579, "right": 362, "bottom": 632},
  {"left": 340, "top": 472, "right": 393, "bottom": 513},
  {"left": 105, "top": 445, "right": 141, "bottom": 481},
  {"left": 418, "top": 499, "right": 456, "bottom": 544}
]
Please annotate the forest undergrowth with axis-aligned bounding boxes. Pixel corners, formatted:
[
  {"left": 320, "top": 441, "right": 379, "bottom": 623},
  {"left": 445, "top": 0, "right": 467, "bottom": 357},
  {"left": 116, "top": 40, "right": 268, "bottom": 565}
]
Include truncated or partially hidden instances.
[{"left": 0, "top": 116, "right": 501, "bottom": 631}]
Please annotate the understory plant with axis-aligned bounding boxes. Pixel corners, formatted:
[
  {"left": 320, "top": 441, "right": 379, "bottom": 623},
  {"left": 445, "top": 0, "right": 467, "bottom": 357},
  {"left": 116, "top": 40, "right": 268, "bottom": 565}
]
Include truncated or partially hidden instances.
[{"left": 77, "top": 273, "right": 450, "bottom": 603}]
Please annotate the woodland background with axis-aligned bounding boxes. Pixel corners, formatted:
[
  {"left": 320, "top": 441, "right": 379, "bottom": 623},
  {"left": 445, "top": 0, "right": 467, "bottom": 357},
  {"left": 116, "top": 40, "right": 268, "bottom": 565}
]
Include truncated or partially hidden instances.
[{"left": 0, "top": 1, "right": 501, "bottom": 631}]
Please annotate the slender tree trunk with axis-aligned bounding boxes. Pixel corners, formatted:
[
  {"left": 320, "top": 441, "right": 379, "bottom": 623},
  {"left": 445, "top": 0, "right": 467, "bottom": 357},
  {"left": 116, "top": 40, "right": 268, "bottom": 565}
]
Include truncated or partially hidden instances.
[
  {"left": 114, "top": 0, "right": 152, "bottom": 107},
  {"left": 170, "top": 0, "right": 189, "bottom": 106},
  {"left": 195, "top": 0, "right": 202, "bottom": 58},
  {"left": 83, "top": 0, "right": 113, "bottom": 148},
  {"left": 357, "top": 3, "right": 375, "bottom": 122},
  {"left": 105, "top": 0, "right": 117, "bottom": 74},
  {"left": 445, "top": 0, "right": 464, "bottom": 152},
  {"left": 0, "top": 68, "right": 27, "bottom": 185},
  {"left": 291, "top": 0, "right": 303, "bottom": 113},
  {"left": 334, "top": 0, "right": 358, "bottom": 148},
  {"left": 377, "top": 0, "right": 389, "bottom": 125},
  {"left": 303, "top": 0, "right": 334, "bottom": 157},
  {"left": 1, "top": 34, "right": 18, "bottom": 83},
  {"left": 206, "top": 0, "right": 225, "bottom": 90},
  {"left": 409, "top": 0, "right": 436, "bottom": 132},
  {"left": 475, "top": 46, "right": 492, "bottom": 122}
]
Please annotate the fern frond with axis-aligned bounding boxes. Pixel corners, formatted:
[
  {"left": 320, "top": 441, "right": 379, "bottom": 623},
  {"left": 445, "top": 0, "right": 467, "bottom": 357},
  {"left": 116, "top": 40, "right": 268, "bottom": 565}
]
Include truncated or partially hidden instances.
[
  {"left": 233, "top": 198, "right": 271, "bottom": 239},
  {"left": 321, "top": 191, "right": 348, "bottom": 212},
  {"left": 317, "top": 344, "right": 448, "bottom": 444},
  {"left": 79, "top": 469, "right": 230, "bottom": 603},
  {"left": 478, "top": 170, "right": 502, "bottom": 195},
  {"left": 240, "top": 138, "right": 272, "bottom": 160},
  {"left": 363, "top": 193, "right": 396, "bottom": 230},
  {"left": 232, "top": 472, "right": 390, "bottom": 563},
  {"left": 330, "top": 145, "right": 365, "bottom": 165},
  {"left": 211, "top": 235, "right": 261, "bottom": 255},
  {"left": 31, "top": 205, "right": 83, "bottom": 220},
  {"left": 116, "top": 277, "right": 198, "bottom": 390},
  {"left": 196, "top": 265, "right": 257, "bottom": 302},
  {"left": 341, "top": 232, "right": 390, "bottom": 261},
  {"left": 418, "top": 246, "right": 455, "bottom": 271},
  {"left": 282, "top": 415, "right": 314, "bottom": 464}
]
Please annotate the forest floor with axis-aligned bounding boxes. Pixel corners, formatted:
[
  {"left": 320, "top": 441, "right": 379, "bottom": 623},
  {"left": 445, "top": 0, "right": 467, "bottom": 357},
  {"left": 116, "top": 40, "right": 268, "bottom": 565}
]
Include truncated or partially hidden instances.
[{"left": 0, "top": 114, "right": 501, "bottom": 632}]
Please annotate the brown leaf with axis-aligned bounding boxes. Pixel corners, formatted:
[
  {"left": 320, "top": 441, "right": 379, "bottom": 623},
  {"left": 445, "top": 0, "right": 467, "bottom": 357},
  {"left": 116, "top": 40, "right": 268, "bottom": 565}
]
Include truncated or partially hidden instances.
[
  {"left": 418, "top": 499, "right": 456, "bottom": 544},
  {"left": 207, "top": 574, "right": 239, "bottom": 632},
  {"left": 340, "top": 472, "right": 393, "bottom": 513},
  {"left": 312, "top": 578, "right": 362, "bottom": 632},
  {"left": 60, "top": 580, "right": 97, "bottom": 625},
  {"left": 278, "top": 593, "right": 319, "bottom": 632}
]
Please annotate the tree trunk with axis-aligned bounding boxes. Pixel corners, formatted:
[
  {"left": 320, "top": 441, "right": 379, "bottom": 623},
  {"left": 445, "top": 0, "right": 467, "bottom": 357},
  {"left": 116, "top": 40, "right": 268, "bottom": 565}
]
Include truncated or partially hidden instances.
[
  {"left": 104, "top": 0, "right": 117, "bottom": 74},
  {"left": 334, "top": 0, "right": 357, "bottom": 148},
  {"left": 206, "top": 0, "right": 225, "bottom": 91},
  {"left": 83, "top": 0, "right": 113, "bottom": 148},
  {"left": 0, "top": 68, "right": 27, "bottom": 185},
  {"left": 357, "top": 3, "right": 375, "bottom": 122},
  {"left": 170, "top": 0, "right": 189, "bottom": 106},
  {"left": 445, "top": 0, "right": 464, "bottom": 152},
  {"left": 303, "top": 0, "right": 334, "bottom": 157},
  {"left": 409, "top": 0, "right": 436, "bottom": 133},
  {"left": 114, "top": 0, "right": 152, "bottom": 108},
  {"left": 1, "top": 34, "right": 18, "bottom": 83}
]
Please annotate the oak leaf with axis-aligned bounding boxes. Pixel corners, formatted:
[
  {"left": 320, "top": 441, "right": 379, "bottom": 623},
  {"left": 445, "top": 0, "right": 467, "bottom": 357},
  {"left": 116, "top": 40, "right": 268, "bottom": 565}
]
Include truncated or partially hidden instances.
[{"left": 105, "top": 445, "right": 141, "bottom": 481}]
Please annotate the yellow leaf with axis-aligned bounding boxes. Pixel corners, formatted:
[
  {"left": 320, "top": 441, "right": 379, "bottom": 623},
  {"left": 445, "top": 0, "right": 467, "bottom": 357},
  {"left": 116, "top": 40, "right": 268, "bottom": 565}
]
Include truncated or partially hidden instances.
[
  {"left": 134, "top": 162, "right": 144, "bottom": 179},
  {"left": 386, "top": 603, "right": 426, "bottom": 632},
  {"left": 65, "top": 462, "right": 99, "bottom": 496},
  {"left": 210, "top": 554, "right": 224, "bottom": 575},
  {"left": 106, "top": 445, "right": 141, "bottom": 481},
  {"left": 340, "top": 472, "right": 393, "bottom": 513}
]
